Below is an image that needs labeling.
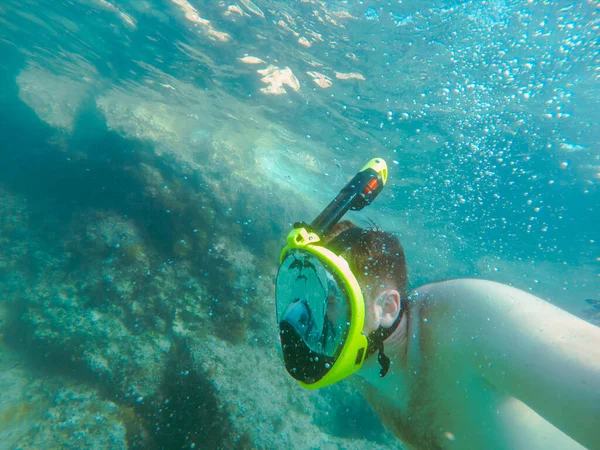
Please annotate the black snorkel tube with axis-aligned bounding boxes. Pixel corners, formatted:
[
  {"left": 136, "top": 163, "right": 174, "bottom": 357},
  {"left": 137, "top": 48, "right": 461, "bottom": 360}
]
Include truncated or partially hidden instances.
[{"left": 299, "top": 158, "right": 388, "bottom": 237}]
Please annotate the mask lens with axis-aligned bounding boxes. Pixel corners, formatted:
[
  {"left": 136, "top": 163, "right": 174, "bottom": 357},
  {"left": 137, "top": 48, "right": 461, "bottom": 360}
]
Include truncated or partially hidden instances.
[{"left": 276, "top": 249, "right": 350, "bottom": 357}]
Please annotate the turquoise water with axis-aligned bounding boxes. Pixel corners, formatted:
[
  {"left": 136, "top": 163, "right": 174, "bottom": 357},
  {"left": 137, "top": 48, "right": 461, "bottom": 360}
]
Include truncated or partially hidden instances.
[{"left": 0, "top": 0, "right": 598, "bottom": 448}]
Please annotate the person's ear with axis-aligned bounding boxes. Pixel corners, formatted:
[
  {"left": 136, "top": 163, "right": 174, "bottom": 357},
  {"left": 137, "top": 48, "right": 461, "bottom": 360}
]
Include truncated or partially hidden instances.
[{"left": 375, "top": 290, "right": 401, "bottom": 328}]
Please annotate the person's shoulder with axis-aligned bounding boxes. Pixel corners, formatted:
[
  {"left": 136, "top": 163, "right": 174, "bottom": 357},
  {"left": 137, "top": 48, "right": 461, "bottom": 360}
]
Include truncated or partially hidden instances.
[
  {"left": 413, "top": 278, "right": 506, "bottom": 294},
  {"left": 409, "top": 278, "right": 487, "bottom": 303},
  {"left": 406, "top": 278, "right": 531, "bottom": 321},
  {"left": 409, "top": 278, "right": 517, "bottom": 304}
]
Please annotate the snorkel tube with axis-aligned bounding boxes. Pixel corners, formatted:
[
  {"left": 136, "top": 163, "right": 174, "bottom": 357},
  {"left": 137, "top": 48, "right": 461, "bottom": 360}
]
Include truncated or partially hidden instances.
[
  {"left": 277, "top": 158, "right": 388, "bottom": 390},
  {"left": 304, "top": 158, "right": 388, "bottom": 237}
]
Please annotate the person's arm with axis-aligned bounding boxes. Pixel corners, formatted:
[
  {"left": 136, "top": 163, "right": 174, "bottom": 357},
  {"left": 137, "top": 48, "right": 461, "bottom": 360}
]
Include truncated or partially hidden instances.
[{"left": 417, "top": 279, "right": 600, "bottom": 450}]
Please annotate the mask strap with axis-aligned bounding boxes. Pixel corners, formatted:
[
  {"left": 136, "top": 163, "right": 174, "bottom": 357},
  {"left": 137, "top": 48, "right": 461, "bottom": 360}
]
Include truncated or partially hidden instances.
[
  {"left": 365, "top": 302, "right": 403, "bottom": 377},
  {"left": 328, "top": 226, "right": 403, "bottom": 377}
]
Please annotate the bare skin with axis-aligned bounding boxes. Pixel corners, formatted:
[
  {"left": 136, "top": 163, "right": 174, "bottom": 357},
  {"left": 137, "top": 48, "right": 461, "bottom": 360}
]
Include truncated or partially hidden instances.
[{"left": 354, "top": 279, "right": 600, "bottom": 450}]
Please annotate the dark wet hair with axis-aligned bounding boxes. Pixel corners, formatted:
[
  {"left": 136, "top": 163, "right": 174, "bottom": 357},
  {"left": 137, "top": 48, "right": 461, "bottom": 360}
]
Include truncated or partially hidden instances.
[{"left": 324, "top": 220, "right": 408, "bottom": 301}]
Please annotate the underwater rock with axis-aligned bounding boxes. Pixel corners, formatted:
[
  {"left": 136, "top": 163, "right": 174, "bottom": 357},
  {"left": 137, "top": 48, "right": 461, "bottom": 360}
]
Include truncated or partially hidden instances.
[
  {"left": 7, "top": 212, "right": 173, "bottom": 399},
  {"left": 3, "top": 292, "right": 127, "bottom": 449},
  {"left": 185, "top": 336, "right": 401, "bottom": 449},
  {"left": 1, "top": 166, "right": 394, "bottom": 446},
  {"left": 17, "top": 63, "right": 97, "bottom": 132},
  {"left": 95, "top": 80, "right": 337, "bottom": 211},
  {"left": 14, "top": 387, "right": 129, "bottom": 450},
  {"left": 0, "top": 345, "right": 128, "bottom": 450}
]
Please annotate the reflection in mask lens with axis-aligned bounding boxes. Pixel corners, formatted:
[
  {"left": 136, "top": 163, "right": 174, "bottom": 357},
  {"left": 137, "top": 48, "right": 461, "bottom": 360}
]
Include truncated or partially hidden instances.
[{"left": 276, "top": 249, "right": 349, "bottom": 357}]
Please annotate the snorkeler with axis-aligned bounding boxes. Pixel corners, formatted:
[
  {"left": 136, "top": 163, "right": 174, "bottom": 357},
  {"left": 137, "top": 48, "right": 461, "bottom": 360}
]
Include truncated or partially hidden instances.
[{"left": 276, "top": 159, "right": 600, "bottom": 450}]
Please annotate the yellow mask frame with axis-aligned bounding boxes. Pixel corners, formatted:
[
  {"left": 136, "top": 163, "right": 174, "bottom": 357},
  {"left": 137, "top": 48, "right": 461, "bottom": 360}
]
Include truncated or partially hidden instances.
[
  {"left": 279, "top": 227, "right": 368, "bottom": 389},
  {"left": 277, "top": 158, "right": 388, "bottom": 389}
]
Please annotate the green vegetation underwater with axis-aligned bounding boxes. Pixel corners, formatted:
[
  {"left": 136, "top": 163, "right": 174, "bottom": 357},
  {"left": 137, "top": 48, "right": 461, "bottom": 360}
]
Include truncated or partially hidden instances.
[{"left": 0, "top": 0, "right": 598, "bottom": 448}]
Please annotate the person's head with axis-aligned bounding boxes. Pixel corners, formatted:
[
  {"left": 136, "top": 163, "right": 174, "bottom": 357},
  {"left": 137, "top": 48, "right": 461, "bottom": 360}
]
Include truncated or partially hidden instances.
[
  {"left": 276, "top": 219, "right": 408, "bottom": 387},
  {"left": 324, "top": 220, "right": 408, "bottom": 335}
]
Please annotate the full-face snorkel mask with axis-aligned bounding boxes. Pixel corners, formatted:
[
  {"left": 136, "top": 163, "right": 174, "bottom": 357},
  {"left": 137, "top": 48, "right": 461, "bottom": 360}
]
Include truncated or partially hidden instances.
[{"left": 276, "top": 158, "right": 390, "bottom": 389}]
